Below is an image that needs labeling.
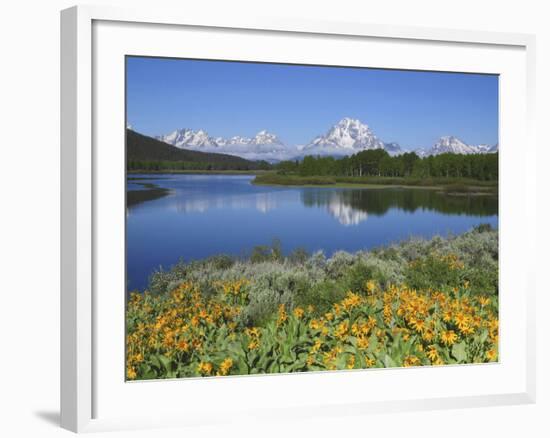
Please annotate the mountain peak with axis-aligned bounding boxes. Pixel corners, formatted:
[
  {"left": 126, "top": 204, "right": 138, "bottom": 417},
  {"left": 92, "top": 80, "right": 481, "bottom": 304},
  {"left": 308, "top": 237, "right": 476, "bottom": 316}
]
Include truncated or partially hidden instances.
[
  {"left": 157, "top": 126, "right": 289, "bottom": 161},
  {"left": 302, "top": 117, "right": 400, "bottom": 156},
  {"left": 155, "top": 121, "right": 496, "bottom": 162},
  {"left": 337, "top": 117, "right": 362, "bottom": 127},
  {"left": 425, "top": 136, "right": 493, "bottom": 156},
  {"left": 252, "top": 130, "right": 283, "bottom": 146}
]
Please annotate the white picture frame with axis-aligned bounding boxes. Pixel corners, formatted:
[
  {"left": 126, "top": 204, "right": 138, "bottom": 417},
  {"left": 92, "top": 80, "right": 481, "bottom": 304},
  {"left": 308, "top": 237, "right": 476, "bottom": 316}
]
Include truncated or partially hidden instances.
[{"left": 60, "top": 4, "right": 536, "bottom": 433}]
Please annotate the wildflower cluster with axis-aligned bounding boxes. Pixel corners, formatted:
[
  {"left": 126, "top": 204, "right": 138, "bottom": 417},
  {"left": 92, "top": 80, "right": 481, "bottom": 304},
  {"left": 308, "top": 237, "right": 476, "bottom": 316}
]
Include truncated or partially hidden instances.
[
  {"left": 126, "top": 280, "right": 247, "bottom": 379},
  {"left": 126, "top": 271, "right": 498, "bottom": 380}
]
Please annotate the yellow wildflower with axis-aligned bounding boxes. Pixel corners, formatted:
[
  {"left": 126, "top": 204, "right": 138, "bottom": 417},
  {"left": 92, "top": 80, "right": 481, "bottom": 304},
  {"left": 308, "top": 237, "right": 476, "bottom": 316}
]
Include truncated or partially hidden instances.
[
  {"left": 334, "top": 321, "right": 348, "bottom": 340},
  {"left": 176, "top": 340, "right": 189, "bottom": 352},
  {"left": 454, "top": 312, "right": 471, "bottom": 331},
  {"left": 309, "top": 319, "right": 323, "bottom": 331},
  {"left": 365, "top": 280, "right": 377, "bottom": 295},
  {"left": 441, "top": 330, "right": 458, "bottom": 346},
  {"left": 486, "top": 348, "right": 498, "bottom": 361},
  {"left": 277, "top": 304, "right": 287, "bottom": 326},
  {"left": 427, "top": 345, "right": 439, "bottom": 362},
  {"left": 197, "top": 362, "right": 213, "bottom": 376},
  {"left": 403, "top": 355, "right": 421, "bottom": 367},
  {"left": 311, "top": 339, "right": 322, "bottom": 353},
  {"left": 422, "top": 329, "right": 435, "bottom": 342},
  {"left": 367, "top": 315, "right": 377, "bottom": 330},
  {"left": 478, "top": 296, "right": 490, "bottom": 307},
  {"left": 127, "top": 366, "right": 137, "bottom": 380},
  {"left": 409, "top": 317, "right": 426, "bottom": 333},
  {"left": 356, "top": 336, "right": 370, "bottom": 350},
  {"left": 341, "top": 291, "right": 362, "bottom": 311},
  {"left": 217, "top": 358, "right": 233, "bottom": 376}
]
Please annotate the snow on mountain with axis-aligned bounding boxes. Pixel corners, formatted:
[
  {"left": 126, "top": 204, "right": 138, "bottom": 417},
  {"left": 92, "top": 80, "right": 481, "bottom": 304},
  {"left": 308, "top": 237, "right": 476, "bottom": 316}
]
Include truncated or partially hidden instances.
[
  {"left": 300, "top": 117, "right": 401, "bottom": 156},
  {"left": 428, "top": 136, "right": 478, "bottom": 155},
  {"left": 252, "top": 130, "right": 284, "bottom": 146},
  {"left": 158, "top": 128, "right": 215, "bottom": 148},
  {"left": 475, "top": 144, "right": 492, "bottom": 153},
  {"left": 155, "top": 120, "right": 496, "bottom": 162},
  {"left": 157, "top": 128, "right": 294, "bottom": 161},
  {"left": 420, "top": 136, "right": 499, "bottom": 156}
]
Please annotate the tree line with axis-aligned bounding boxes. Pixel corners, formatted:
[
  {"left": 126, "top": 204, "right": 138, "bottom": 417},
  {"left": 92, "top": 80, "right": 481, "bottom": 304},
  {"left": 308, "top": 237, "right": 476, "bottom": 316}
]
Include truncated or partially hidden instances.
[
  {"left": 276, "top": 149, "right": 498, "bottom": 180},
  {"left": 127, "top": 159, "right": 272, "bottom": 172}
]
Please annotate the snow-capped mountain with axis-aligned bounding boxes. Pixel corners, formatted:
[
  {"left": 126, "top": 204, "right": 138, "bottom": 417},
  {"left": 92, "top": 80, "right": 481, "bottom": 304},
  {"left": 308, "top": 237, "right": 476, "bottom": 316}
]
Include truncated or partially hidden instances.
[
  {"left": 300, "top": 118, "right": 401, "bottom": 156},
  {"left": 158, "top": 128, "right": 285, "bottom": 149},
  {"left": 155, "top": 119, "right": 497, "bottom": 162},
  {"left": 251, "top": 130, "right": 284, "bottom": 146},
  {"left": 157, "top": 128, "right": 292, "bottom": 161},
  {"left": 429, "top": 136, "right": 479, "bottom": 155},
  {"left": 419, "top": 136, "right": 499, "bottom": 157},
  {"left": 479, "top": 143, "right": 499, "bottom": 153},
  {"left": 159, "top": 128, "right": 213, "bottom": 148}
]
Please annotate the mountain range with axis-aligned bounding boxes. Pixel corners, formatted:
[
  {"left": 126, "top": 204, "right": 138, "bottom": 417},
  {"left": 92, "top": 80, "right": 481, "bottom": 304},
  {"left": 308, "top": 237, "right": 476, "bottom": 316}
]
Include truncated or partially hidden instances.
[
  {"left": 127, "top": 129, "right": 262, "bottom": 169},
  {"left": 157, "top": 129, "right": 288, "bottom": 162},
  {"left": 151, "top": 117, "right": 498, "bottom": 162},
  {"left": 415, "top": 136, "right": 498, "bottom": 158}
]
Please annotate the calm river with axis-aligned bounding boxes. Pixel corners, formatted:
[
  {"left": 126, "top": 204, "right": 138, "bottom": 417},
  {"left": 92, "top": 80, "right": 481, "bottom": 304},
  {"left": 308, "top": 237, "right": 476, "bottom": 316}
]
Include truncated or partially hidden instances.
[{"left": 126, "top": 174, "right": 498, "bottom": 291}]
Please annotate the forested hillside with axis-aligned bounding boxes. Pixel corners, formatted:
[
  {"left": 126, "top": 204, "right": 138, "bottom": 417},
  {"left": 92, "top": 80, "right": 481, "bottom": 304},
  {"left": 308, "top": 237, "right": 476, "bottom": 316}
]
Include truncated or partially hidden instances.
[{"left": 126, "top": 129, "right": 270, "bottom": 171}]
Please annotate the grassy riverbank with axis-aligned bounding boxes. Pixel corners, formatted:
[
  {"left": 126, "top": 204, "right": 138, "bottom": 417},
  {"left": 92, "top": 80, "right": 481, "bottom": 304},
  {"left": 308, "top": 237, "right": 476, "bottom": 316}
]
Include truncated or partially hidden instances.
[
  {"left": 252, "top": 173, "right": 498, "bottom": 193},
  {"left": 126, "top": 226, "right": 499, "bottom": 379}
]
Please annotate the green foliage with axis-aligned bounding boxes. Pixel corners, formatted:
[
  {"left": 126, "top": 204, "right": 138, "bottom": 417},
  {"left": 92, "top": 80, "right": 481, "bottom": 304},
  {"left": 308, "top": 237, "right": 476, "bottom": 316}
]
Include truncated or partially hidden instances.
[
  {"left": 404, "top": 253, "right": 465, "bottom": 291},
  {"left": 272, "top": 148, "right": 498, "bottom": 181},
  {"left": 141, "top": 226, "right": 499, "bottom": 324},
  {"left": 126, "top": 270, "right": 500, "bottom": 380},
  {"left": 250, "top": 239, "right": 284, "bottom": 264},
  {"left": 288, "top": 247, "right": 309, "bottom": 265}
]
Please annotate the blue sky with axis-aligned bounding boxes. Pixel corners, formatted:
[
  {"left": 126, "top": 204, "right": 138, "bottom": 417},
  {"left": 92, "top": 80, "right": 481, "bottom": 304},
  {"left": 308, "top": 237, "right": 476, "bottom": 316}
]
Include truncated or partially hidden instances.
[{"left": 126, "top": 56, "right": 498, "bottom": 149}]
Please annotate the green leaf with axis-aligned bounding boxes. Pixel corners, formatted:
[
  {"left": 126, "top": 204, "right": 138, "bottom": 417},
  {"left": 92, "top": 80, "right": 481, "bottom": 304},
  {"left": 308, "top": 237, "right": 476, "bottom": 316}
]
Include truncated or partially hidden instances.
[
  {"left": 158, "top": 354, "right": 171, "bottom": 370},
  {"left": 452, "top": 341, "right": 468, "bottom": 363},
  {"left": 478, "top": 329, "right": 489, "bottom": 344},
  {"left": 383, "top": 354, "right": 397, "bottom": 368}
]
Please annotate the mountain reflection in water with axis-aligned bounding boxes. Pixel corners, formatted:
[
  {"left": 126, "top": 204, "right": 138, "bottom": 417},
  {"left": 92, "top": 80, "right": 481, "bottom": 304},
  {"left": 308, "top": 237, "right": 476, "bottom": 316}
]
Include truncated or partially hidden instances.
[{"left": 126, "top": 175, "right": 498, "bottom": 291}]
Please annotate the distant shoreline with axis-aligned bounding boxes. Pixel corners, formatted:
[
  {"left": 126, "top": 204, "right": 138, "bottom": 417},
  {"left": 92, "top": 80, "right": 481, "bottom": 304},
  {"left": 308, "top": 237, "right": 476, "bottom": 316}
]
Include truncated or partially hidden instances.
[
  {"left": 127, "top": 169, "right": 267, "bottom": 175},
  {"left": 250, "top": 173, "right": 498, "bottom": 195},
  {"left": 126, "top": 170, "right": 498, "bottom": 195}
]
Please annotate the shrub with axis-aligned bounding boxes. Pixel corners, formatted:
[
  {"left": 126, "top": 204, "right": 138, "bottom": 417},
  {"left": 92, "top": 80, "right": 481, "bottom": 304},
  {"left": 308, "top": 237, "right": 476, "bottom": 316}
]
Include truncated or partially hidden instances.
[
  {"left": 405, "top": 253, "right": 465, "bottom": 291},
  {"left": 142, "top": 227, "right": 499, "bottom": 323},
  {"left": 288, "top": 247, "right": 309, "bottom": 265}
]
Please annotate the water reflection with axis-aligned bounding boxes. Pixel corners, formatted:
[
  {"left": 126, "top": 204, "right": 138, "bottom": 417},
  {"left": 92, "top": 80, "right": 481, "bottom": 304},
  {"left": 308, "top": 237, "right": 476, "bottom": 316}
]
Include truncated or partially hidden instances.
[
  {"left": 126, "top": 175, "right": 498, "bottom": 292},
  {"left": 127, "top": 177, "right": 498, "bottom": 226},
  {"left": 301, "top": 188, "right": 498, "bottom": 222},
  {"left": 325, "top": 197, "right": 369, "bottom": 225},
  {"left": 167, "top": 191, "right": 282, "bottom": 214}
]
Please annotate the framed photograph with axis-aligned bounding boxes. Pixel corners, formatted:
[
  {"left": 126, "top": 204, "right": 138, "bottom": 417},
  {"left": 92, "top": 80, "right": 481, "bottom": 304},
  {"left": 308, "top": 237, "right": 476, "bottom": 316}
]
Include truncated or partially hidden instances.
[{"left": 61, "top": 5, "right": 536, "bottom": 432}]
